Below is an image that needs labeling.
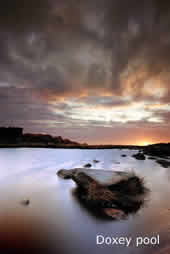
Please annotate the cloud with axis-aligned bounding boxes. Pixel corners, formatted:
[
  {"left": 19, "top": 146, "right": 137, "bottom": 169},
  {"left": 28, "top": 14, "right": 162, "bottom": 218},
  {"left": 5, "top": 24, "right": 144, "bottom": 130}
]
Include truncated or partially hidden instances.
[
  {"left": 0, "top": 0, "right": 51, "bottom": 32},
  {"left": 0, "top": 0, "right": 170, "bottom": 143},
  {"left": 0, "top": 0, "right": 169, "bottom": 97}
]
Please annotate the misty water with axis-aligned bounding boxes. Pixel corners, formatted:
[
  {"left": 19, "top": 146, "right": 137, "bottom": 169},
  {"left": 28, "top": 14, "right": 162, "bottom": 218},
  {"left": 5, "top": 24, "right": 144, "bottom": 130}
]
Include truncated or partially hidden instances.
[{"left": 0, "top": 148, "right": 170, "bottom": 254}]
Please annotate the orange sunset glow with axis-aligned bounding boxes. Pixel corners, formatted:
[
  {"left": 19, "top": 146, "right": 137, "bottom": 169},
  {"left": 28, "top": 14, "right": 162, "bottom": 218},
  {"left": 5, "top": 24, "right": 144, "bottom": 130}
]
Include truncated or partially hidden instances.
[{"left": 0, "top": 0, "right": 170, "bottom": 145}]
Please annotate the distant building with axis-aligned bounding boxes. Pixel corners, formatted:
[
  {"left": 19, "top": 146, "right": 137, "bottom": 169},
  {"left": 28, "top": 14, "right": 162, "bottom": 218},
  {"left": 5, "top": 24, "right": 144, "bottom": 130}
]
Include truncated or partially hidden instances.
[{"left": 0, "top": 127, "right": 23, "bottom": 143}]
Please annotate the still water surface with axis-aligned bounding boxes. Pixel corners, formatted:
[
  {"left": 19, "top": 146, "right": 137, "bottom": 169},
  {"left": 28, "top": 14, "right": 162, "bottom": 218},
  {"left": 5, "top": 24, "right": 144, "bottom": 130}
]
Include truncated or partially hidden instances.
[{"left": 0, "top": 148, "right": 170, "bottom": 254}]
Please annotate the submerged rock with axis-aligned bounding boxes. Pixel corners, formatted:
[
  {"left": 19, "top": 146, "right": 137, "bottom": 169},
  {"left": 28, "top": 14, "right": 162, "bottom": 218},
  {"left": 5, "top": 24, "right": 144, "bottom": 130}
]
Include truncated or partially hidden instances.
[
  {"left": 57, "top": 169, "right": 77, "bottom": 179},
  {"left": 121, "top": 154, "right": 127, "bottom": 157},
  {"left": 57, "top": 168, "right": 129, "bottom": 185},
  {"left": 57, "top": 168, "right": 148, "bottom": 219},
  {"left": 21, "top": 199, "right": 30, "bottom": 206},
  {"left": 148, "top": 157, "right": 156, "bottom": 160},
  {"left": 84, "top": 163, "right": 92, "bottom": 168},
  {"left": 142, "top": 143, "right": 170, "bottom": 158},
  {"left": 156, "top": 160, "right": 170, "bottom": 168},
  {"left": 132, "top": 153, "right": 146, "bottom": 160},
  {"left": 93, "top": 160, "right": 100, "bottom": 163}
]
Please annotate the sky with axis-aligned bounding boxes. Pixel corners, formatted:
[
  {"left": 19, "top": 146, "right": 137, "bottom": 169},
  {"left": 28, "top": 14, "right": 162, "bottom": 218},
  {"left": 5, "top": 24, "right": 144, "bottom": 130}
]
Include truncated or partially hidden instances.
[{"left": 0, "top": 0, "right": 170, "bottom": 145}]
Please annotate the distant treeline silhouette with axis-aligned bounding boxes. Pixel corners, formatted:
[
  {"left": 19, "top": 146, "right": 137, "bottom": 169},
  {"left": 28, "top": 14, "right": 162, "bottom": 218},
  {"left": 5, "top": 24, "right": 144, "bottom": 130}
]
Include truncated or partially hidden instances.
[
  {"left": 0, "top": 127, "right": 80, "bottom": 146},
  {"left": 0, "top": 127, "right": 23, "bottom": 143}
]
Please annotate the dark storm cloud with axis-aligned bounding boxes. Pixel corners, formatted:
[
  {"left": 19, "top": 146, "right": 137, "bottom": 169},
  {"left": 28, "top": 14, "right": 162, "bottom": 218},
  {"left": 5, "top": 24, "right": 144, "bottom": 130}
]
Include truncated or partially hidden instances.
[
  {"left": 0, "top": 0, "right": 53, "bottom": 32},
  {"left": 1, "top": 0, "right": 170, "bottom": 143},
  {"left": 0, "top": 0, "right": 170, "bottom": 99},
  {"left": 0, "top": 87, "right": 74, "bottom": 132}
]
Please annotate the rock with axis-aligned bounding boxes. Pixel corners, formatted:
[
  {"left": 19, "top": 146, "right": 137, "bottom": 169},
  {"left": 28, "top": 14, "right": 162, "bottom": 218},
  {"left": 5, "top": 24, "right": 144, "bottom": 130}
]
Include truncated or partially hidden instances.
[
  {"left": 104, "top": 208, "right": 126, "bottom": 220},
  {"left": 121, "top": 154, "right": 127, "bottom": 157},
  {"left": 21, "top": 199, "right": 30, "bottom": 206},
  {"left": 57, "top": 168, "right": 148, "bottom": 219},
  {"left": 156, "top": 160, "right": 170, "bottom": 168},
  {"left": 93, "top": 160, "right": 100, "bottom": 163},
  {"left": 57, "top": 168, "right": 130, "bottom": 185},
  {"left": 143, "top": 143, "right": 170, "bottom": 158},
  {"left": 57, "top": 169, "right": 77, "bottom": 179},
  {"left": 107, "top": 175, "right": 146, "bottom": 196},
  {"left": 72, "top": 172, "right": 147, "bottom": 216},
  {"left": 84, "top": 163, "right": 92, "bottom": 168},
  {"left": 132, "top": 153, "right": 146, "bottom": 160},
  {"left": 148, "top": 156, "right": 156, "bottom": 160}
]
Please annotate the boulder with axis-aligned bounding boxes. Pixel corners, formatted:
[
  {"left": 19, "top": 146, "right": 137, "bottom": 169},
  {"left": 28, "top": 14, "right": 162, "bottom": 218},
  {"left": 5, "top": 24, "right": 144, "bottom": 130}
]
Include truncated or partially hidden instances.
[
  {"left": 84, "top": 163, "right": 92, "bottom": 168},
  {"left": 132, "top": 153, "right": 146, "bottom": 160},
  {"left": 148, "top": 157, "right": 156, "bottom": 160},
  {"left": 143, "top": 143, "right": 170, "bottom": 158},
  {"left": 57, "top": 169, "right": 77, "bottom": 179},
  {"left": 93, "top": 160, "right": 100, "bottom": 163},
  {"left": 57, "top": 168, "right": 148, "bottom": 219},
  {"left": 21, "top": 199, "right": 30, "bottom": 206},
  {"left": 156, "top": 160, "right": 170, "bottom": 168},
  {"left": 57, "top": 168, "right": 129, "bottom": 185}
]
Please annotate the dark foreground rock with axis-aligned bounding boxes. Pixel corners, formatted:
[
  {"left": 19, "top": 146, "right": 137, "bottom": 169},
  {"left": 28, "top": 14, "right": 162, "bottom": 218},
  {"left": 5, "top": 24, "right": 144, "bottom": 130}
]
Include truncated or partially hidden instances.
[
  {"left": 143, "top": 143, "right": 170, "bottom": 158},
  {"left": 57, "top": 168, "right": 148, "bottom": 219},
  {"left": 132, "top": 153, "right": 146, "bottom": 160},
  {"left": 156, "top": 160, "right": 170, "bottom": 168}
]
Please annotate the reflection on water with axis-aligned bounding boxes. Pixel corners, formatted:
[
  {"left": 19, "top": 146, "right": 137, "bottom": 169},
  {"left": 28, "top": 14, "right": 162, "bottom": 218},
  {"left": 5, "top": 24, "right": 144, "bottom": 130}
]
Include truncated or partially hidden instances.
[{"left": 0, "top": 148, "right": 170, "bottom": 253}]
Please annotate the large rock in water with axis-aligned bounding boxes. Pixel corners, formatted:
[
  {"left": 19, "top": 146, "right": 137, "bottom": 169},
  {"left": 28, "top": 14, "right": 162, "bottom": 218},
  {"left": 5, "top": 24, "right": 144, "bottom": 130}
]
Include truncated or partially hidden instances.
[
  {"left": 57, "top": 168, "right": 148, "bottom": 219},
  {"left": 156, "top": 159, "right": 170, "bottom": 168},
  {"left": 132, "top": 152, "right": 146, "bottom": 160},
  {"left": 57, "top": 168, "right": 129, "bottom": 184}
]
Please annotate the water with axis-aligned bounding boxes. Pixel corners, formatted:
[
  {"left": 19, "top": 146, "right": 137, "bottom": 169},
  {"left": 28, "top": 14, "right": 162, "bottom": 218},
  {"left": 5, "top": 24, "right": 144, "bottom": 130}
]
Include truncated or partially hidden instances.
[{"left": 0, "top": 148, "right": 170, "bottom": 253}]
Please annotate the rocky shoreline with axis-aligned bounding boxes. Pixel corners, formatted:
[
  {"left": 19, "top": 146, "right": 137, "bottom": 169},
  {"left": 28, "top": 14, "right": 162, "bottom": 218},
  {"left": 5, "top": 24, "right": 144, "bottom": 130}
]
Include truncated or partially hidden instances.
[
  {"left": 1, "top": 142, "right": 170, "bottom": 168},
  {"left": 0, "top": 143, "right": 141, "bottom": 149},
  {"left": 0, "top": 126, "right": 170, "bottom": 168},
  {"left": 135, "top": 143, "right": 170, "bottom": 168},
  {"left": 1, "top": 127, "right": 170, "bottom": 155}
]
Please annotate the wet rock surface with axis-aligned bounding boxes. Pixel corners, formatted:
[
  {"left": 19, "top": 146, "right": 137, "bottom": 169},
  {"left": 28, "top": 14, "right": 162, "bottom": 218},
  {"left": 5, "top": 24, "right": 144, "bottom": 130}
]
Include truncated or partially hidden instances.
[
  {"left": 93, "top": 160, "right": 100, "bottom": 163},
  {"left": 84, "top": 163, "right": 92, "bottom": 168},
  {"left": 148, "top": 156, "right": 156, "bottom": 160},
  {"left": 156, "top": 160, "right": 170, "bottom": 168},
  {"left": 142, "top": 143, "right": 170, "bottom": 158},
  {"left": 57, "top": 168, "right": 148, "bottom": 219},
  {"left": 57, "top": 168, "right": 129, "bottom": 184},
  {"left": 132, "top": 152, "right": 146, "bottom": 160},
  {"left": 20, "top": 199, "right": 30, "bottom": 206}
]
